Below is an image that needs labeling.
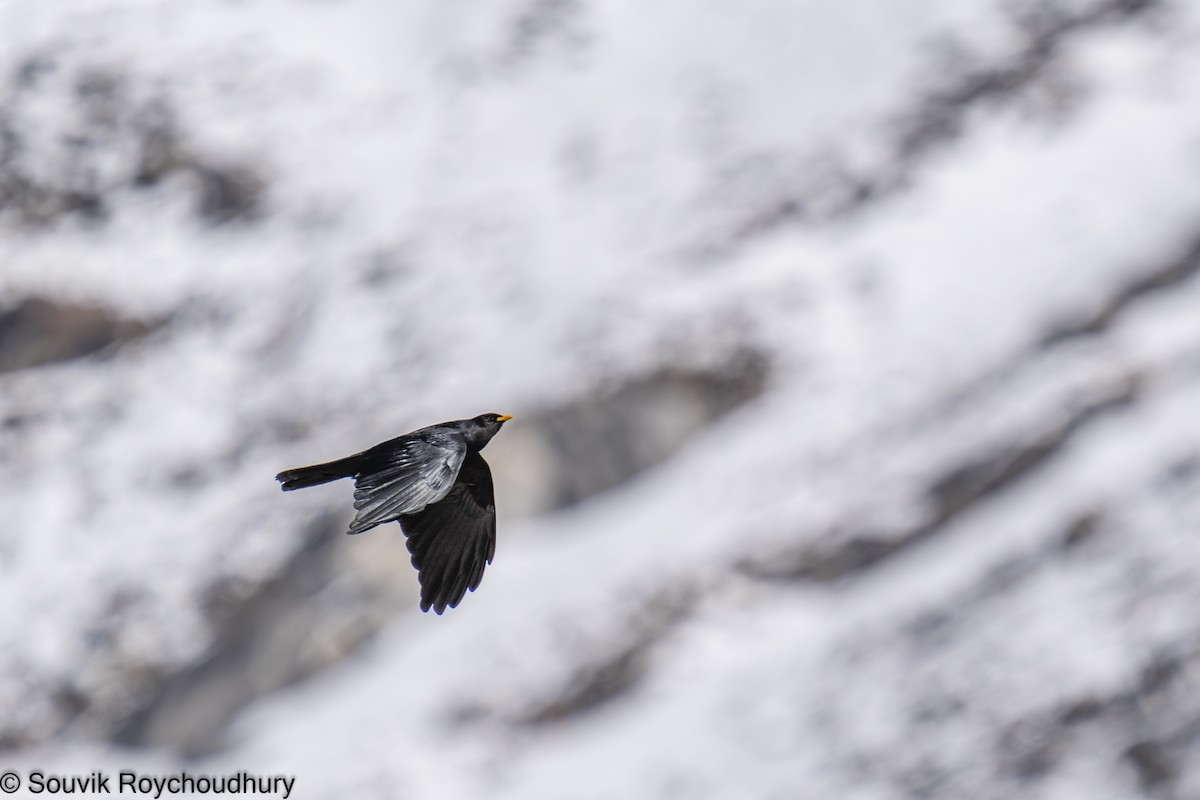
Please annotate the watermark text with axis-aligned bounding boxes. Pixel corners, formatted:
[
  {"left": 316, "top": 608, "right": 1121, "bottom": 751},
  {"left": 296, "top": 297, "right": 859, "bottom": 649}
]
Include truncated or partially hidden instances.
[{"left": 1, "top": 770, "right": 295, "bottom": 798}]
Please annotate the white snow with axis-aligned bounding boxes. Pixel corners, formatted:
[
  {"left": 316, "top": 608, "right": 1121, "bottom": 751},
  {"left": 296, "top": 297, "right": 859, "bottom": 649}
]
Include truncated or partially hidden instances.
[{"left": 4, "top": 0, "right": 1200, "bottom": 797}]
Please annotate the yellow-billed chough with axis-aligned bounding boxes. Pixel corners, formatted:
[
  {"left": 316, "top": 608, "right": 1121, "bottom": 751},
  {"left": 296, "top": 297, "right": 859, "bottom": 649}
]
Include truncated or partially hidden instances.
[{"left": 275, "top": 413, "right": 512, "bottom": 614}]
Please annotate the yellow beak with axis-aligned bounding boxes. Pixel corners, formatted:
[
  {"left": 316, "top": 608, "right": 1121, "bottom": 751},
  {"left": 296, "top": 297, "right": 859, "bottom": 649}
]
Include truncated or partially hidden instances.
[{"left": 496, "top": 414, "right": 514, "bottom": 423}]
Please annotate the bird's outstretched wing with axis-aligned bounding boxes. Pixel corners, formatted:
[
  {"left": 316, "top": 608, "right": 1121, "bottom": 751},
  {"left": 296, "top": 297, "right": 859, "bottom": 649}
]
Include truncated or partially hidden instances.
[
  {"left": 347, "top": 433, "right": 467, "bottom": 534},
  {"left": 399, "top": 450, "right": 497, "bottom": 614}
]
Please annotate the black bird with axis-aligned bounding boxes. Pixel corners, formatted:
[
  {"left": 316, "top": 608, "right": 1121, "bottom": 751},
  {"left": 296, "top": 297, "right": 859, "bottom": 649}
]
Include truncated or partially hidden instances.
[{"left": 276, "top": 413, "right": 513, "bottom": 614}]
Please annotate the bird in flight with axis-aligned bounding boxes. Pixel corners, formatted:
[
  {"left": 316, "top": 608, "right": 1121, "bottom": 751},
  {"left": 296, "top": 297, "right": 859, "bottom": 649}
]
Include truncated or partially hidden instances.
[{"left": 276, "top": 413, "right": 513, "bottom": 614}]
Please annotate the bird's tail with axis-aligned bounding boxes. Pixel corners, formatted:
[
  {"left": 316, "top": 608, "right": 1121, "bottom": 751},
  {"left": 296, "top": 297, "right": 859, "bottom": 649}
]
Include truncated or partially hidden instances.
[{"left": 275, "top": 454, "right": 362, "bottom": 491}]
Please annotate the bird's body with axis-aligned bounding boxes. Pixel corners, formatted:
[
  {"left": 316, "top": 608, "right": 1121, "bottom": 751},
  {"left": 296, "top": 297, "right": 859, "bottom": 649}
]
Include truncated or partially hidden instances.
[{"left": 276, "top": 413, "right": 512, "bottom": 614}]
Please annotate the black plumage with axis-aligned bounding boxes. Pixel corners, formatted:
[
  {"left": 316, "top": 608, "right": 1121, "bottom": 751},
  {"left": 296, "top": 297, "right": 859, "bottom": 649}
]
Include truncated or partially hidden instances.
[{"left": 275, "top": 413, "right": 511, "bottom": 614}]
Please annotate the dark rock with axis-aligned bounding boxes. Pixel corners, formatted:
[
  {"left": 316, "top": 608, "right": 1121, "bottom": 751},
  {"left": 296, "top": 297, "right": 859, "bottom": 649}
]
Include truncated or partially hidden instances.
[
  {"left": 113, "top": 510, "right": 370, "bottom": 757},
  {"left": 518, "top": 589, "right": 692, "bottom": 726},
  {"left": 0, "top": 58, "right": 265, "bottom": 228},
  {"left": 745, "top": 379, "right": 1137, "bottom": 582},
  {"left": 500, "top": 350, "right": 768, "bottom": 513},
  {"left": 0, "top": 297, "right": 155, "bottom": 373},
  {"left": 1125, "top": 739, "right": 1175, "bottom": 792}
]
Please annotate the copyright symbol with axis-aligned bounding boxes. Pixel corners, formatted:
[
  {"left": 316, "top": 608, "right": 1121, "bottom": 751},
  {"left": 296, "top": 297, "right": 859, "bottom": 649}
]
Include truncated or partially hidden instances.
[{"left": 0, "top": 772, "right": 19, "bottom": 793}]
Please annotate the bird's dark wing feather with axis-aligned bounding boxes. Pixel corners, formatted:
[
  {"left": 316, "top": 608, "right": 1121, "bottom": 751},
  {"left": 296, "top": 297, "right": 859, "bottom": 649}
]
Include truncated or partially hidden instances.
[
  {"left": 347, "top": 433, "right": 467, "bottom": 534},
  {"left": 399, "top": 450, "right": 497, "bottom": 614}
]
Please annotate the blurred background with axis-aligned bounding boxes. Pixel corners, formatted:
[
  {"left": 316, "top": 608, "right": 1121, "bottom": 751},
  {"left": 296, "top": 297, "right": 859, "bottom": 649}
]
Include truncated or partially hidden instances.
[{"left": 2, "top": 0, "right": 1200, "bottom": 797}]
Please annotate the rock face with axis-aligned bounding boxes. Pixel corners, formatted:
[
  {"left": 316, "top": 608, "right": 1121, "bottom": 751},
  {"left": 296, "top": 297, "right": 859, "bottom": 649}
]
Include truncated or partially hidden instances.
[
  {"left": 0, "top": 56, "right": 263, "bottom": 228},
  {"left": 0, "top": 297, "right": 156, "bottom": 373},
  {"left": 2, "top": 1, "right": 1200, "bottom": 798}
]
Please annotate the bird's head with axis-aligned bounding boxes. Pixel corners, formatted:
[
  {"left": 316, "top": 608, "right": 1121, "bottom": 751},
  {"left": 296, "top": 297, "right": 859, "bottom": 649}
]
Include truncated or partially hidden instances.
[{"left": 464, "top": 412, "right": 513, "bottom": 449}]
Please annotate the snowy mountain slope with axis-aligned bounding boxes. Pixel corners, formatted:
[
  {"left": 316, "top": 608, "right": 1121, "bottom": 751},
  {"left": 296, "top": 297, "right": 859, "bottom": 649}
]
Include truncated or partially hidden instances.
[{"left": 3, "top": 0, "right": 1200, "bottom": 798}]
